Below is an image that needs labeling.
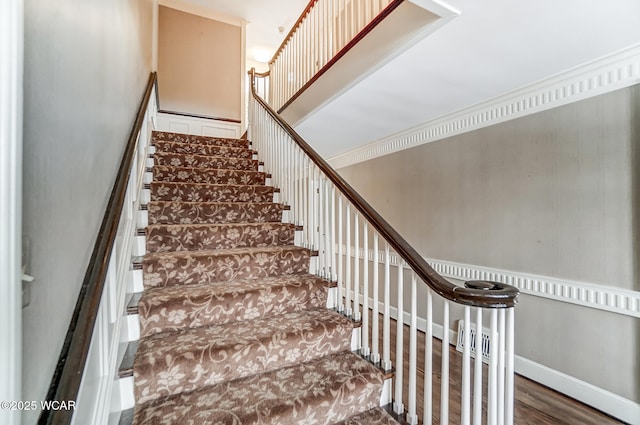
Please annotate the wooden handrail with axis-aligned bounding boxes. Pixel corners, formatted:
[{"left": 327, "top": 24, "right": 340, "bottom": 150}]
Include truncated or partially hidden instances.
[
  {"left": 38, "top": 72, "right": 157, "bottom": 425},
  {"left": 250, "top": 69, "right": 518, "bottom": 308}
]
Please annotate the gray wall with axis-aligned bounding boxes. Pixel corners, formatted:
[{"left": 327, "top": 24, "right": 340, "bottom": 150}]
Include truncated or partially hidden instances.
[
  {"left": 337, "top": 86, "right": 639, "bottom": 402},
  {"left": 22, "top": 0, "right": 153, "bottom": 422}
]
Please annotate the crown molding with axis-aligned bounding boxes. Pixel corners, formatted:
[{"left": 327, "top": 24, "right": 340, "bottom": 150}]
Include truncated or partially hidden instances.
[{"left": 328, "top": 43, "right": 640, "bottom": 169}]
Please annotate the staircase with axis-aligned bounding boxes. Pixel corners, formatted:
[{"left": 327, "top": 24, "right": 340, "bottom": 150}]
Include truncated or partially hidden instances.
[{"left": 124, "top": 130, "right": 400, "bottom": 424}]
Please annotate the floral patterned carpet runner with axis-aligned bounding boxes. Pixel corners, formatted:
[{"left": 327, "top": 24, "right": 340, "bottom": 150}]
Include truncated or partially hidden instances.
[{"left": 131, "top": 131, "right": 398, "bottom": 424}]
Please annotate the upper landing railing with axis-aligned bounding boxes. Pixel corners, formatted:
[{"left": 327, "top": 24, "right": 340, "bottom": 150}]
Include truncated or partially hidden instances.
[{"left": 268, "top": 0, "right": 400, "bottom": 111}]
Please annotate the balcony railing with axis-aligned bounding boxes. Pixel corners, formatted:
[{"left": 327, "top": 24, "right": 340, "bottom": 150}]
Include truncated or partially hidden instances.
[{"left": 269, "top": 0, "right": 398, "bottom": 111}]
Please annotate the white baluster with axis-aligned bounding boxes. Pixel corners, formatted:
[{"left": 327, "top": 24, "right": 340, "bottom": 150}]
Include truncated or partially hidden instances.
[
  {"left": 423, "top": 288, "right": 433, "bottom": 425},
  {"left": 361, "top": 221, "right": 369, "bottom": 356},
  {"left": 330, "top": 185, "right": 336, "bottom": 283},
  {"left": 498, "top": 309, "right": 506, "bottom": 425},
  {"left": 407, "top": 272, "right": 418, "bottom": 425},
  {"left": 323, "top": 0, "right": 329, "bottom": 67},
  {"left": 303, "top": 156, "right": 309, "bottom": 246},
  {"left": 345, "top": 203, "right": 352, "bottom": 317},
  {"left": 473, "top": 308, "right": 484, "bottom": 425},
  {"left": 314, "top": 3, "right": 320, "bottom": 73},
  {"left": 371, "top": 231, "right": 380, "bottom": 363},
  {"left": 350, "top": 0, "right": 355, "bottom": 39},
  {"left": 353, "top": 212, "right": 360, "bottom": 321},
  {"left": 394, "top": 262, "right": 404, "bottom": 415},
  {"left": 337, "top": 195, "right": 343, "bottom": 312},
  {"left": 441, "top": 301, "right": 450, "bottom": 424},
  {"left": 316, "top": 176, "right": 324, "bottom": 275},
  {"left": 462, "top": 306, "right": 471, "bottom": 425},
  {"left": 297, "top": 148, "right": 303, "bottom": 227},
  {"left": 506, "top": 307, "right": 515, "bottom": 425},
  {"left": 320, "top": 178, "right": 328, "bottom": 277},
  {"left": 488, "top": 309, "right": 498, "bottom": 425},
  {"left": 313, "top": 164, "right": 319, "bottom": 250},
  {"left": 382, "top": 243, "right": 391, "bottom": 370}
]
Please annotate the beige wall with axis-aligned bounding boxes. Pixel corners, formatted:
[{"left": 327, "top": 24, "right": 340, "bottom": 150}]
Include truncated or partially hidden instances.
[
  {"left": 337, "top": 86, "right": 639, "bottom": 402},
  {"left": 158, "top": 6, "right": 241, "bottom": 120},
  {"left": 22, "top": 0, "right": 153, "bottom": 422}
]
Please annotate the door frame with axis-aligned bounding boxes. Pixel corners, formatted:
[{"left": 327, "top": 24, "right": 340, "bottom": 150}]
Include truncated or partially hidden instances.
[{"left": 0, "top": 0, "right": 23, "bottom": 423}]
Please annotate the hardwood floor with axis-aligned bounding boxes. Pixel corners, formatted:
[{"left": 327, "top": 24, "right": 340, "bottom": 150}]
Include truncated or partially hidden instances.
[{"left": 370, "top": 314, "right": 624, "bottom": 425}]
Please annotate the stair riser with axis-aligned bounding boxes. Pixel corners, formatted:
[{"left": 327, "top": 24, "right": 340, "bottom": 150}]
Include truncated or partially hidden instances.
[
  {"left": 127, "top": 309, "right": 359, "bottom": 346},
  {"left": 132, "top": 235, "right": 145, "bottom": 257},
  {"left": 143, "top": 248, "right": 311, "bottom": 289},
  {"left": 145, "top": 224, "right": 296, "bottom": 253},
  {"left": 152, "top": 166, "right": 266, "bottom": 186},
  {"left": 149, "top": 183, "right": 275, "bottom": 203},
  {"left": 153, "top": 141, "right": 255, "bottom": 159},
  {"left": 146, "top": 202, "right": 284, "bottom": 225},
  {"left": 152, "top": 152, "right": 258, "bottom": 171},
  {"left": 151, "top": 132, "right": 249, "bottom": 149}
]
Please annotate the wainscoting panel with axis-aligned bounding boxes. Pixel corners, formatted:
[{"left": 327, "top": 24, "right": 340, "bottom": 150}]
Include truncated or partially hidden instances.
[{"left": 156, "top": 112, "right": 241, "bottom": 138}]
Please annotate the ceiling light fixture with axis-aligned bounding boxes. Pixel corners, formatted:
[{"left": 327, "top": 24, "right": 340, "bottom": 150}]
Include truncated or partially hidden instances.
[{"left": 253, "top": 49, "right": 271, "bottom": 63}]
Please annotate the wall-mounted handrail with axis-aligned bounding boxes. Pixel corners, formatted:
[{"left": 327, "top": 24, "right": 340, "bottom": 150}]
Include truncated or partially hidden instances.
[
  {"left": 38, "top": 72, "right": 157, "bottom": 425},
  {"left": 250, "top": 69, "right": 518, "bottom": 308}
]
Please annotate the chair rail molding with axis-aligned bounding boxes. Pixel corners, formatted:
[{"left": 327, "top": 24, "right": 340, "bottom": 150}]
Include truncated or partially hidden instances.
[
  {"left": 0, "top": 0, "right": 23, "bottom": 424},
  {"left": 328, "top": 43, "right": 640, "bottom": 169},
  {"left": 346, "top": 245, "right": 640, "bottom": 318}
]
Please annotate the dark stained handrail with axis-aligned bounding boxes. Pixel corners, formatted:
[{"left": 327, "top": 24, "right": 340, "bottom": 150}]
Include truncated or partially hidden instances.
[
  {"left": 38, "top": 72, "right": 157, "bottom": 425},
  {"left": 250, "top": 69, "right": 519, "bottom": 308}
]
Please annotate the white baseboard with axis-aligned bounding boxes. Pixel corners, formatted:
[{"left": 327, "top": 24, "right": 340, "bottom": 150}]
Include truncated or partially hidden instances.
[{"left": 515, "top": 356, "right": 640, "bottom": 425}]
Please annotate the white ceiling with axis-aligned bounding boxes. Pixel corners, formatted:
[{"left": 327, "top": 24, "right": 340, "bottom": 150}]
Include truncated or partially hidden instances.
[{"left": 182, "top": 0, "right": 640, "bottom": 158}]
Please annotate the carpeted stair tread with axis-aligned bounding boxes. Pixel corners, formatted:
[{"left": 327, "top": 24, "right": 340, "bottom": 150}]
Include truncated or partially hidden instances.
[
  {"left": 335, "top": 407, "right": 400, "bottom": 424},
  {"left": 153, "top": 151, "right": 258, "bottom": 171},
  {"left": 143, "top": 245, "right": 311, "bottom": 288},
  {"left": 138, "top": 273, "right": 331, "bottom": 336},
  {"left": 146, "top": 222, "right": 296, "bottom": 253},
  {"left": 152, "top": 131, "right": 249, "bottom": 148},
  {"left": 132, "top": 350, "right": 384, "bottom": 425},
  {"left": 153, "top": 140, "right": 254, "bottom": 159},
  {"left": 149, "top": 181, "right": 275, "bottom": 203},
  {"left": 134, "top": 308, "right": 355, "bottom": 404},
  {"left": 152, "top": 165, "right": 266, "bottom": 185},
  {"left": 133, "top": 130, "right": 392, "bottom": 424},
  {"left": 147, "top": 201, "right": 286, "bottom": 225}
]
